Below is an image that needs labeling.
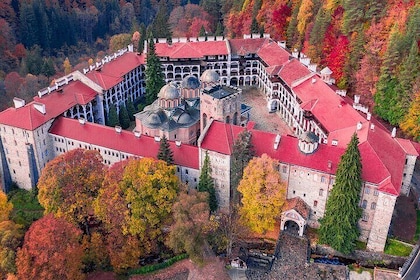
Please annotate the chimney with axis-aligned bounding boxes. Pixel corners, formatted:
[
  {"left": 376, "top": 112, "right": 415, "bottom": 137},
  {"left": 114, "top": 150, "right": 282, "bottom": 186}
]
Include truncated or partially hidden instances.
[
  {"left": 127, "top": 44, "right": 134, "bottom": 52},
  {"left": 278, "top": 41, "right": 286, "bottom": 49},
  {"left": 354, "top": 95, "right": 360, "bottom": 104},
  {"left": 367, "top": 112, "right": 371, "bottom": 120},
  {"left": 78, "top": 118, "right": 86, "bottom": 125},
  {"left": 154, "top": 136, "right": 161, "bottom": 142},
  {"left": 391, "top": 127, "right": 396, "bottom": 138},
  {"left": 134, "top": 130, "right": 141, "bottom": 138},
  {"left": 274, "top": 134, "right": 281, "bottom": 150},
  {"left": 115, "top": 126, "right": 122, "bottom": 133},
  {"left": 13, "top": 97, "right": 25, "bottom": 109},
  {"left": 356, "top": 121, "right": 362, "bottom": 131},
  {"left": 311, "top": 78, "right": 316, "bottom": 84},
  {"left": 370, "top": 123, "right": 375, "bottom": 130},
  {"left": 33, "top": 103, "right": 46, "bottom": 114},
  {"left": 292, "top": 49, "right": 299, "bottom": 58},
  {"left": 175, "top": 140, "right": 181, "bottom": 147}
]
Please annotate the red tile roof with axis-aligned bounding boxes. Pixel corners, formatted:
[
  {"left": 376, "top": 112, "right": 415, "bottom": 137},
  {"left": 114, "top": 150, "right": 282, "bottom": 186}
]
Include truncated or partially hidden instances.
[
  {"left": 49, "top": 117, "right": 199, "bottom": 169},
  {"left": 86, "top": 52, "right": 145, "bottom": 90},
  {"left": 395, "top": 138, "right": 419, "bottom": 156},
  {"left": 292, "top": 76, "right": 366, "bottom": 133},
  {"left": 229, "top": 38, "right": 267, "bottom": 55},
  {"left": 257, "top": 40, "right": 290, "bottom": 66},
  {"left": 0, "top": 81, "right": 97, "bottom": 130},
  {"left": 155, "top": 41, "right": 228, "bottom": 59},
  {"left": 282, "top": 197, "right": 310, "bottom": 219},
  {"left": 278, "top": 60, "right": 312, "bottom": 86},
  {"left": 201, "top": 121, "right": 403, "bottom": 195}
]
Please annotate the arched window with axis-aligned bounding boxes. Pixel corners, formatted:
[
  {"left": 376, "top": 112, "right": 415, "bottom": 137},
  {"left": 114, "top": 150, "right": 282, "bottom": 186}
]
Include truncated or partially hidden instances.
[
  {"left": 319, "top": 189, "right": 324, "bottom": 196},
  {"left": 362, "top": 200, "right": 367, "bottom": 209},
  {"left": 313, "top": 200, "right": 318, "bottom": 207}
]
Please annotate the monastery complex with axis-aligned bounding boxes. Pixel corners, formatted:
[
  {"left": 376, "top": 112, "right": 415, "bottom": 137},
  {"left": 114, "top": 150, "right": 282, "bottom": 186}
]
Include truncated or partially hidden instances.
[{"left": 0, "top": 35, "right": 418, "bottom": 252}]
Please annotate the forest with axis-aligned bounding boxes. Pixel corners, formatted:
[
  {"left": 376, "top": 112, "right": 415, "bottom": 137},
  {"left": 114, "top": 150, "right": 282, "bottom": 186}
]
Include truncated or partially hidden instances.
[{"left": 0, "top": 0, "right": 419, "bottom": 139}]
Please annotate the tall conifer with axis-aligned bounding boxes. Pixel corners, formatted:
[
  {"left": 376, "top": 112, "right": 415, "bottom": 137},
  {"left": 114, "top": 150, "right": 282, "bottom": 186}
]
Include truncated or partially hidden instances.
[
  {"left": 145, "top": 39, "right": 165, "bottom": 105},
  {"left": 319, "top": 133, "right": 363, "bottom": 254},
  {"left": 157, "top": 135, "right": 174, "bottom": 165},
  {"left": 107, "top": 104, "right": 119, "bottom": 127},
  {"left": 198, "top": 151, "right": 217, "bottom": 212}
]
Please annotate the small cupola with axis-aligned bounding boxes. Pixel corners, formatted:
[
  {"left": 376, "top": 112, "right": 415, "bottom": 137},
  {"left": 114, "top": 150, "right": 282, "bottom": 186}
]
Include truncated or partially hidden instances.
[{"left": 298, "top": 131, "right": 319, "bottom": 154}]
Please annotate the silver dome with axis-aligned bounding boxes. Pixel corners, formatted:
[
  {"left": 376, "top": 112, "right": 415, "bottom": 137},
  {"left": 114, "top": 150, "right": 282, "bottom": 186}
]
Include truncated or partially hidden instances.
[
  {"left": 200, "top": 69, "right": 220, "bottom": 83},
  {"left": 158, "top": 83, "right": 180, "bottom": 100},
  {"left": 181, "top": 75, "right": 200, "bottom": 89}
]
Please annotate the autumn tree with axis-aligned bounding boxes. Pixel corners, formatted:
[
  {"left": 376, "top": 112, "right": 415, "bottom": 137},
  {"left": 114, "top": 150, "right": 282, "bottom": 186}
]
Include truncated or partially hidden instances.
[
  {"left": 166, "top": 189, "right": 210, "bottom": 263},
  {"left": 63, "top": 57, "right": 72, "bottom": 75},
  {"left": 109, "top": 33, "right": 132, "bottom": 52},
  {"left": 107, "top": 104, "right": 119, "bottom": 127},
  {"left": 238, "top": 154, "right": 286, "bottom": 234},
  {"left": 198, "top": 151, "right": 217, "bottom": 212},
  {"left": 0, "top": 221, "right": 23, "bottom": 278},
  {"left": 400, "top": 91, "right": 420, "bottom": 142},
  {"left": 0, "top": 190, "right": 12, "bottom": 222},
  {"left": 95, "top": 158, "right": 179, "bottom": 270},
  {"left": 37, "top": 149, "right": 105, "bottom": 232},
  {"left": 16, "top": 214, "right": 84, "bottom": 280},
  {"left": 319, "top": 133, "right": 362, "bottom": 254},
  {"left": 157, "top": 135, "right": 174, "bottom": 165},
  {"left": 231, "top": 130, "right": 255, "bottom": 204},
  {"left": 145, "top": 39, "right": 165, "bottom": 105},
  {"left": 208, "top": 205, "right": 248, "bottom": 257}
]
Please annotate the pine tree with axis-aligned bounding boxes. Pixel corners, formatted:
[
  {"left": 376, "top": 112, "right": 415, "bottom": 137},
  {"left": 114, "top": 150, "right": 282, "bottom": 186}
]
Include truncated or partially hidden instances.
[
  {"left": 157, "top": 135, "right": 174, "bottom": 165},
  {"left": 118, "top": 104, "right": 130, "bottom": 129},
  {"left": 250, "top": 17, "right": 259, "bottom": 34},
  {"left": 319, "top": 133, "right": 363, "bottom": 254},
  {"left": 126, "top": 99, "right": 136, "bottom": 121},
  {"left": 151, "top": 0, "right": 172, "bottom": 40},
  {"left": 41, "top": 57, "right": 55, "bottom": 82},
  {"left": 198, "top": 151, "right": 217, "bottom": 212},
  {"left": 231, "top": 130, "right": 255, "bottom": 204},
  {"left": 107, "top": 104, "right": 120, "bottom": 127},
  {"left": 215, "top": 22, "right": 223, "bottom": 36},
  {"left": 145, "top": 39, "right": 165, "bottom": 105},
  {"left": 199, "top": 26, "right": 206, "bottom": 38}
]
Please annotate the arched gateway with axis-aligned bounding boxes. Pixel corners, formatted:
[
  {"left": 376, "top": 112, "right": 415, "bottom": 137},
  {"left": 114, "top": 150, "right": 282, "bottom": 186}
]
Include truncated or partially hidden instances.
[{"left": 280, "top": 197, "right": 310, "bottom": 237}]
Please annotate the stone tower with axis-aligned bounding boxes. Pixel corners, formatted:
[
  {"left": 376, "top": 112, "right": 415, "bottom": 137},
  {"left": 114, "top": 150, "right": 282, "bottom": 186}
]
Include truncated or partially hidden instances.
[{"left": 199, "top": 70, "right": 242, "bottom": 132}]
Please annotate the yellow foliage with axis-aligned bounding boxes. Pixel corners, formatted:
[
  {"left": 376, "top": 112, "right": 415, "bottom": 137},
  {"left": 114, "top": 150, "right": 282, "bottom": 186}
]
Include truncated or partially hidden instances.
[
  {"left": 297, "top": 0, "right": 314, "bottom": 35},
  {"left": 109, "top": 33, "right": 132, "bottom": 52},
  {"left": 238, "top": 154, "right": 287, "bottom": 234},
  {"left": 63, "top": 58, "right": 72, "bottom": 75},
  {"left": 400, "top": 91, "right": 420, "bottom": 141},
  {"left": 0, "top": 191, "right": 12, "bottom": 222}
]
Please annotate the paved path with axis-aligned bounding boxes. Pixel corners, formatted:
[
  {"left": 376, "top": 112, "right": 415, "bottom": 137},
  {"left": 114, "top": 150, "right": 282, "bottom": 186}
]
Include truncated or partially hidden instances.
[
  {"left": 402, "top": 248, "right": 420, "bottom": 280},
  {"left": 242, "top": 88, "right": 293, "bottom": 135}
]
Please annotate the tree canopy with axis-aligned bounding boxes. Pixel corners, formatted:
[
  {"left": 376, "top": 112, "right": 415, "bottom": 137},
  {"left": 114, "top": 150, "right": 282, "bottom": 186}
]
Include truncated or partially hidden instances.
[
  {"left": 238, "top": 154, "right": 286, "bottom": 234},
  {"left": 16, "top": 214, "right": 84, "bottom": 280},
  {"left": 198, "top": 151, "right": 217, "bottom": 212},
  {"left": 319, "top": 133, "right": 363, "bottom": 254},
  {"left": 145, "top": 39, "right": 165, "bottom": 105},
  {"left": 37, "top": 149, "right": 105, "bottom": 230}
]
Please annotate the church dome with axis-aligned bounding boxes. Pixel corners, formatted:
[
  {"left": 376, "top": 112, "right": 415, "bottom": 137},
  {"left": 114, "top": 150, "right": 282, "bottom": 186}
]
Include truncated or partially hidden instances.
[
  {"left": 158, "top": 83, "right": 180, "bottom": 100},
  {"left": 300, "top": 131, "right": 319, "bottom": 143},
  {"left": 181, "top": 75, "right": 200, "bottom": 89},
  {"left": 200, "top": 69, "right": 220, "bottom": 83},
  {"left": 177, "top": 112, "right": 193, "bottom": 124},
  {"left": 145, "top": 112, "right": 164, "bottom": 125}
]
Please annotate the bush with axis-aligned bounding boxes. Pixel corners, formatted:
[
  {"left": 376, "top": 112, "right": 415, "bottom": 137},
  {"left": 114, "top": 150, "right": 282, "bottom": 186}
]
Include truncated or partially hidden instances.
[{"left": 127, "top": 254, "right": 188, "bottom": 275}]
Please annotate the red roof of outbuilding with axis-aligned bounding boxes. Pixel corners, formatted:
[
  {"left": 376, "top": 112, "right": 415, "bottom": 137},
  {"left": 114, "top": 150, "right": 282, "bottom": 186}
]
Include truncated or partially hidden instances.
[
  {"left": 0, "top": 80, "right": 97, "bottom": 130},
  {"left": 86, "top": 52, "right": 145, "bottom": 90},
  {"left": 49, "top": 117, "right": 199, "bottom": 169}
]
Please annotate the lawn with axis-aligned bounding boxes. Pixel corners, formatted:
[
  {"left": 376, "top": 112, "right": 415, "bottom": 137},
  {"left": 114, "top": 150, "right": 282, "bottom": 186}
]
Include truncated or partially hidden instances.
[
  {"left": 384, "top": 239, "right": 413, "bottom": 257},
  {"left": 414, "top": 210, "right": 420, "bottom": 242}
]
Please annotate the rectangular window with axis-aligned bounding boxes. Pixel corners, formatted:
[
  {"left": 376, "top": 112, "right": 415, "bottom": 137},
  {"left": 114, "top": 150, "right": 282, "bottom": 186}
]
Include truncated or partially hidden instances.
[
  {"left": 362, "top": 213, "right": 369, "bottom": 222},
  {"left": 365, "top": 187, "right": 370, "bottom": 194},
  {"left": 371, "top": 202, "right": 376, "bottom": 210},
  {"left": 186, "top": 169, "right": 189, "bottom": 175},
  {"left": 373, "top": 189, "right": 379, "bottom": 196},
  {"left": 313, "top": 200, "right": 318, "bottom": 207},
  {"left": 319, "top": 189, "right": 324, "bottom": 196},
  {"left": 362, "top": 200, "right": 367, "bottom": 209},
  {"left": 282, "top": 166, "right": 287, "bottom": 173}
]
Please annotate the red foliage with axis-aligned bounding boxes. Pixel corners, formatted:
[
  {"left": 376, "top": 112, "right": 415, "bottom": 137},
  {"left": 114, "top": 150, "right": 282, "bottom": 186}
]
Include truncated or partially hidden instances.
[
  {"left": 271, "top": 4, "right": 292, "bottom": 40},
  {"left": 16, "top": 214, "right": 84, "bottom": 280},
  {"left": 4, "top": 72, "right": 23, "bottom": 99},
  {"left": 325, "top": 35, "right": 349, "bottom": 84},
  {"left": 189, "top": 18, "right": 211, "bottom": 37},
  {"left": 13, "top": 44, "right": 26, "bottom": 60}
]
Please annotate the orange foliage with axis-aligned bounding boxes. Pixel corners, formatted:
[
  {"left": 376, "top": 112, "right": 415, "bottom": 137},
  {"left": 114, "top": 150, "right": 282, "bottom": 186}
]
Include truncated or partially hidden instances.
[{"left": 16, "top": 214, "right": 84, "bottom": 280}]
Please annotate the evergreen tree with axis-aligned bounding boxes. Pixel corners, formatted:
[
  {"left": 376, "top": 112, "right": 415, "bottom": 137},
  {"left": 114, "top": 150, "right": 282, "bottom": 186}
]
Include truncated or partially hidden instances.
[
  {"left": 107, "top": 104, "right": 120, "bottom": 127},
  {"left": 319, "top": 133, "right": 363, "bottom": 254},
  {"left": 231, "top": 130, "right": 255, "bottom": 204},
  {"left": 118, "top": 104, "right": 130, "bottom": 129},
  {"left": 145, "top": 39, "right": 165, "bottom": 105},
  {"left": 157, "top": 135, "right": 174, "bottom": 165},
  {"left": 250, "top": 17, "right": 259, "bottom": 34},
  {"left": 151, "top": 0, "right": 172, "bottom": 40},
  {"left": 138, "top": 23, "right": 147, "bottom": 53},
  {"left": 126, "top": 99, "right": 136, "bottom": 121},
  {"left": 215, "top": 22, "right": 223, "bottom": 36},
  {"left": 199, "top": 26, "right": 206, "bottom": 38},
  {"left": 198, "top": 151, "right": 217, "bottom": 212},
  {"left": 41, "top": 57, "right": 55, "bottom": 82}
]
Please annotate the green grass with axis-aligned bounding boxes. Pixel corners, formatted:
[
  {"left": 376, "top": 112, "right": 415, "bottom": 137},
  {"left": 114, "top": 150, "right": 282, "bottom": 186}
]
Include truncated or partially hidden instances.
[
  {"left": 355, "top": 240, "right": 367, "bottom": 250},
  {"left": 384, "top": 239, "right": 413, "bottom": 257},
  {"left": 127, "top": 254, "right": 188, "bottom": 275},
  {"left": 414, "top": 210, "right": 420, "bottom": 242},
  {"left": 7, "top": 188, "right": 44, "bottom": 228}
]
